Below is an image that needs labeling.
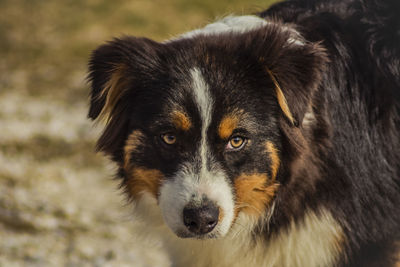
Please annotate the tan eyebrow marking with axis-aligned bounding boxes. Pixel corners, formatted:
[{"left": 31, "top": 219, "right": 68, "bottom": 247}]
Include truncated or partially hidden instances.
[
  {"left": 171, "top": 110, "right": 192, "bottom": 131},
  {"left": 218, "top": 114, "right": 239, "bottom": 139}
]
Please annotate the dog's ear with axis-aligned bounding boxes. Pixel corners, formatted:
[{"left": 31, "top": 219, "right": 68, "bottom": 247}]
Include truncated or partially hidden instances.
[
  {"left": 251, "top": 25, "right": 328, "bottom": 126},
  {"left": 87, "top": 37, "right": 162, "bottom": 159},
  {"left": 87, "top": 36, "right": 161, "bottom": 121}
]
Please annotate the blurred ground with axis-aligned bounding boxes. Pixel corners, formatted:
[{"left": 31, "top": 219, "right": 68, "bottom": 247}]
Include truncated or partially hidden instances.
[{"left": 0, "top": 0, "right": 275, "bottom": 266}]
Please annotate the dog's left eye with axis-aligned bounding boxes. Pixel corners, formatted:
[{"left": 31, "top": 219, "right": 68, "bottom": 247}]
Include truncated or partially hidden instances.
[
  {"left": 226, "top": 136, "right": 247, "bottom": 151},
  {"left": 161, "top": 133, "right": 176, "bottom": 145}
]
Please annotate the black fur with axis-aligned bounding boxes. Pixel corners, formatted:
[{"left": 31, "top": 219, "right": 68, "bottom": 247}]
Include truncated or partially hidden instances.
[
  {"left": 88, "top": 0, "right": 400, "bottom": 266},
  {"left": 262, "top": 1, "right": 400, "bottom": 265}
]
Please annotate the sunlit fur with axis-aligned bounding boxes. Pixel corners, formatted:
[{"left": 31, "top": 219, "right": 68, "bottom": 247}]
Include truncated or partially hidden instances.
[
  {"left": 88, "top": 0, "right": 400, "bottom": 266},
  {"left": 134, "top": 193, "right": 343, "bottom": 267}
]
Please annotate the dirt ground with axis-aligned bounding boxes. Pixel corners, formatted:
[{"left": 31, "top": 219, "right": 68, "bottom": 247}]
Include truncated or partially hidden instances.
[{"left": 0, "top": 0, "right": 275, "bottom": 266}]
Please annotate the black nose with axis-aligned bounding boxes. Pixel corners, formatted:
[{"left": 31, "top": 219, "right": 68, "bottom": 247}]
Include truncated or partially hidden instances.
[{"left": 183, "top": 203, "right": 219, "bottom": 235}]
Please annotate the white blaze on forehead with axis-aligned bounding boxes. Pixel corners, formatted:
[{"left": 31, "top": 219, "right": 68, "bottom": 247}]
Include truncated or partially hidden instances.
[
  {"left": 190, "top": 67, "right": 213, "bottom": 175},
  {"left": 158, "top": 68, "right": 235, "bottom": 238}
]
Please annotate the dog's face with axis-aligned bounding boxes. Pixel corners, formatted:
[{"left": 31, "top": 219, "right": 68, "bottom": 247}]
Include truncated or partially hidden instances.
[{"left": 88, "top": 24, "right": 326, "bottom": 239}]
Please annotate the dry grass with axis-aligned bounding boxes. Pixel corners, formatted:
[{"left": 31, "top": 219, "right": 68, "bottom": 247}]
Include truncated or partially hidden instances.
[{"left": 0, "top": 0, "right": 276, "bottom": 266}]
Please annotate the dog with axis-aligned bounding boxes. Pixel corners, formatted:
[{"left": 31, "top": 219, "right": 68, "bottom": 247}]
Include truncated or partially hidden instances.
[{"left": 87, "top": 0, "right": 400, "bottom": 266}]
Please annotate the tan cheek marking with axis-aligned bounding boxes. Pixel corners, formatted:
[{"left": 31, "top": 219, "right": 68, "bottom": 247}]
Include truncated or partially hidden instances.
[
  {"left": 234, "top": 173, "right": 279, "bottom": 217},
  {"left": 123, "top": 130, "right": 144, "bottom": 170},
  {"left": 123, "top": 131, "right": 163, "bottom": 199},
  {"left": 127, "top": 167, "right": 164, "bottom": 199},
  {"left": 218, "top": 115, "right": 239, "bottom": 139},
  {"left": 266, "top": 141, "right": 280, "bottom": 180},
  {"left": 172, "top": 110, "right": 191, "bottom": 131}
]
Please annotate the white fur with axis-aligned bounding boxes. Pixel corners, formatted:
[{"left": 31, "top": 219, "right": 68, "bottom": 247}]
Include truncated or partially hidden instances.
[
  {"left": 158, "top": 68, "right": 235, "bottom": 238},
  {"left": 164, "top": 208, "right": 343, "bottom": 267},
  {"left": 159, "top": 164, "right": 234, "bottom": 238},
  {"left": 134, "top": 196, "right": 343, "bottom": 267},
  {"left": 132, "top": 16, "right": 339, "bottom": 267},
  {"left": 190, "top": 68, "right": 213, "bottom": 178},
  {"left": 179, "top": 15, "right": 271, "bottom": 38},
  {"left": 302, "top": 110, "right": 316, "bottom": 129},
  {"left": 172, "top": 15, "right": 304, "bottom": 46}
]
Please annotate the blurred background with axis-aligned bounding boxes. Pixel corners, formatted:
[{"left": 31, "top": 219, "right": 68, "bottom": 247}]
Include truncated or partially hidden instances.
[{"left": 0, "top": 0, "right": 276, "bottom": 266}]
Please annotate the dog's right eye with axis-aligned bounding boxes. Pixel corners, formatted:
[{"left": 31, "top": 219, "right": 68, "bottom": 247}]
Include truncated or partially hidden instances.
[
  {"left": 161, "top": 133, "right": 176, "bottom": 145},
  {"left": 226, "top": 136, "right": 247, "bottom": 151}
]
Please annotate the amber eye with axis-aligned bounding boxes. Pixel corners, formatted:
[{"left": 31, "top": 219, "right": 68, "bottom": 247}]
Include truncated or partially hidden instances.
[
  {"left": 227, "top": 136, "right": 246, "bottom": 150},
  {"left": 161, "top": 133, "right": 176, "bottom": 145}
]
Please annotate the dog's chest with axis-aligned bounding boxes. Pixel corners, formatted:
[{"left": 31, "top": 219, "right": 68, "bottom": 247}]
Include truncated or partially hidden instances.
[{"left": 136, "top": 197, "right": 344, "bottom": 267}]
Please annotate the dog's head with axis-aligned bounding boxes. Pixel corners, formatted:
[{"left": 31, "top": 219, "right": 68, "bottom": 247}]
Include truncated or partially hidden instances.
[{"left": 88, "top": 23, "right": 327, "bottom": 239}]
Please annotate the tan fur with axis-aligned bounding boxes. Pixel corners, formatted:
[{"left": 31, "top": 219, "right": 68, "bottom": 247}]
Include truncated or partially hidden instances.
[
  {"left": 135, "top": 194, "right": 345, "bottom": 267},
  {"left": 265, "top": 141, "right": 280, "bottom": 180},
  {"left": 127, "top": 167, "right": 164, "bottom": 199},
  {"left": 218, "top": 115, "right": 239, "bottom": 139},
  {"left": 218, "top": 207, "right": 224, "bottom": 223},
  {"left": 123, "top": 130, "right": 144, "bottom": 170},
  {"left": 234, "top": 173, "right": 279, "bottom": 216},
  {"left": 204, "top": 53, "right": 211, "bottom": 65},
  {"left": 98, "top": 64, "right": 129, "bottom": 121},
  {"left": 266, "top": 69, "right": 295, "bottom": 125},
  {"left": 172, "top": 110, "right": 192, "bottom": 131},
  {"left": 123, "top": 131, "right": 163, "bottom": 199}
]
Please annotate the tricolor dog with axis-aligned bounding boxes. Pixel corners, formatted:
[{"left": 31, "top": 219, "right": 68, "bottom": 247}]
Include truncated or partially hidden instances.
[{"left": 87, "top": 0, "right": 400, "bottom": 266}]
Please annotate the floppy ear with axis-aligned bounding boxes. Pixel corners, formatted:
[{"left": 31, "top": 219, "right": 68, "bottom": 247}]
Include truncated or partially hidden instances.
[
  {"left": 253, "top": 25, "right": 328, "bottom": 126},
  {"left": 87, "top": 36, "right": 161, "bottom": 121},
  {"left": 87, "top": 37, "right": 162, "bottom": 159}
]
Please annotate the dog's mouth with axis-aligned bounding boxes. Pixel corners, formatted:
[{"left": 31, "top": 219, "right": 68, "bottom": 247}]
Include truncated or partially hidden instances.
[
  {"left": 158, "top": 169, "right": 236, "bottom": 240},
  {"left": 175, "top": 230, "right": 219, "bottom": 239},
  {"left": 159, "top": 194, "right": 234, "bottom": 240}
]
